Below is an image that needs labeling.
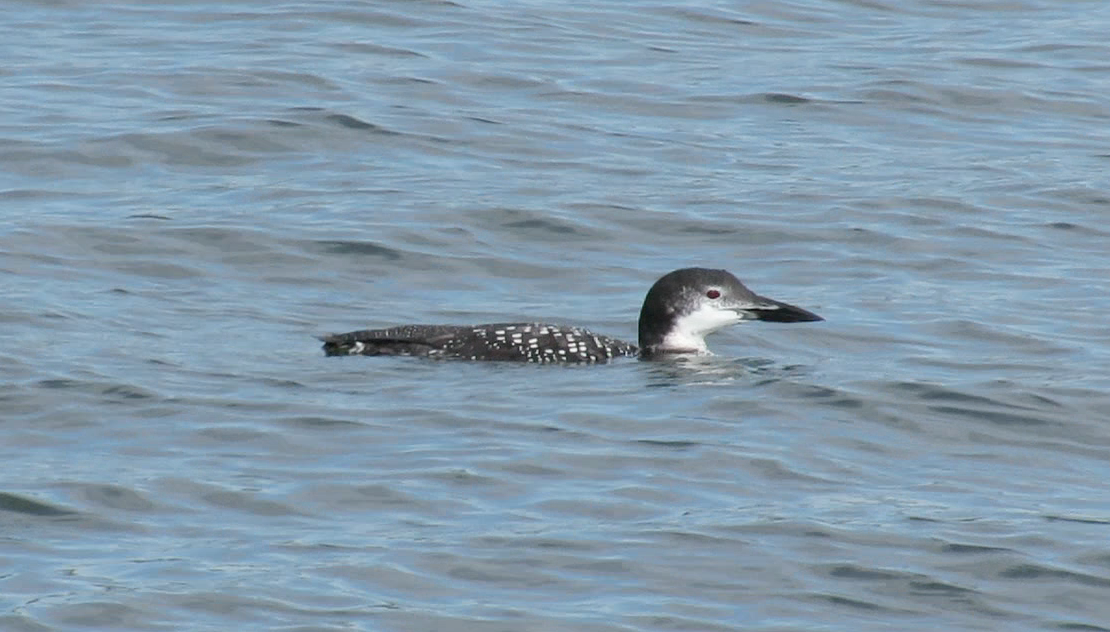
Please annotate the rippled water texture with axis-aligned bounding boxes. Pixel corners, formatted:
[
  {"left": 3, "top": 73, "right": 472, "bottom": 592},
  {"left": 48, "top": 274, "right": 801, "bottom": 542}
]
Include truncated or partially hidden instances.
[{"left": 3, "top": 1, "right": 1110, "bottom": 631}]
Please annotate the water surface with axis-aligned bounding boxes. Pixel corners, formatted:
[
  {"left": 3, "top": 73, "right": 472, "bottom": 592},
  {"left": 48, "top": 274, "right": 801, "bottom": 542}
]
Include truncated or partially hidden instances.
[{"left": 3, "top": 1, "right": 1110, "bottom": 630}]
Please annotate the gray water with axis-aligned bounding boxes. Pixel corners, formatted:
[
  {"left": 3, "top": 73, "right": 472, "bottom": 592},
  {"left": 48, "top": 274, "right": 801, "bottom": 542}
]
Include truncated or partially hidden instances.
[{"left": 3, "top": 1, "right": 1110, "bottom": 630}]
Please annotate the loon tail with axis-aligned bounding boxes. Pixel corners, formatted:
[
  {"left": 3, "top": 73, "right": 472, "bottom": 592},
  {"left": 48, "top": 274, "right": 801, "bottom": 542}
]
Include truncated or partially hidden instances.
[
  {"left": 318, "top": 325, "right": 461, "bottom": 357},
  {"left": 318, "top": 333, "right": 354, "bottom": 357},
  {"left": 318, "top": 333, "right": 356, "bottom": 357},
  {"left": 318, "top": 333, "right": 432, "bottom": 357}
]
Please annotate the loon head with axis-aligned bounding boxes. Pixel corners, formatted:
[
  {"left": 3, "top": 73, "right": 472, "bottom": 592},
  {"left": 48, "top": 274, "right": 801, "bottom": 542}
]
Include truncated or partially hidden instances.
[{"left": 637, "top": 267, "right": 822, "bottom": 357}]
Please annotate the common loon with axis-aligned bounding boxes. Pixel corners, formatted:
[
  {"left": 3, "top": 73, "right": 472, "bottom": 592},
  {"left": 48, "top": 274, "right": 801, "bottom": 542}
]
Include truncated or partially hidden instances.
[{"left": 321, "top": 267, "right": 822, "bottom": 363}]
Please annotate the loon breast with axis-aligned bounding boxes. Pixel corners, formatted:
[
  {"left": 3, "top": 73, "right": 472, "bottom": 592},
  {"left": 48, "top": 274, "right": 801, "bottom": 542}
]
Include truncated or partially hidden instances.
[{"left": 321, "top": 323, "right": 639, "bottom": 364}]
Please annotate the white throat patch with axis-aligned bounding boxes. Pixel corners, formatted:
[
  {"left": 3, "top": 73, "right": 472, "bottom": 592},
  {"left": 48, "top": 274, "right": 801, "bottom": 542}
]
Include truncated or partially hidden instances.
[{"left": 658, "top": 303, "right": 744, "bottom": 353}]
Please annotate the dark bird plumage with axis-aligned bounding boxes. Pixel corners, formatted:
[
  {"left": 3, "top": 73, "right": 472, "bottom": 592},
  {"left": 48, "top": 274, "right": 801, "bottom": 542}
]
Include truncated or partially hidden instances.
[{"left": 320, "top": 268, "right": 821, "bottom": 363}]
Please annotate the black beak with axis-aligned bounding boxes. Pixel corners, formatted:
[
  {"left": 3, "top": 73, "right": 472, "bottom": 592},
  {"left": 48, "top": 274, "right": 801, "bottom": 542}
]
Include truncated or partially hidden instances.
[{"left": 751, "top": 298, "right": 823, "bottom": 323}]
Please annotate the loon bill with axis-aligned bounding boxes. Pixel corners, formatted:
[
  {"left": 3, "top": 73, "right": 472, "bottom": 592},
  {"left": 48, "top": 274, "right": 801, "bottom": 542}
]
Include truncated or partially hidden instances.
[{"left": 320, "top": 267, "right": 822, "bottom": 363}]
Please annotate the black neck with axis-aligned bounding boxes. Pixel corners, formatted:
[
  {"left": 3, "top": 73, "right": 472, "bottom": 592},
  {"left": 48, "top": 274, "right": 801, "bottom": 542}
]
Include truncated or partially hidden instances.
[{"left": 637, "top": 302, "right": 676, "bottom": 353}]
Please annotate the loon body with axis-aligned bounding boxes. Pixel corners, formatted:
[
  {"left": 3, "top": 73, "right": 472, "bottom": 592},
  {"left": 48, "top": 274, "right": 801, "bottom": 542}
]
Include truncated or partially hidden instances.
[{"left": 321, "top": 267, "right": 822, "bottom": 363}]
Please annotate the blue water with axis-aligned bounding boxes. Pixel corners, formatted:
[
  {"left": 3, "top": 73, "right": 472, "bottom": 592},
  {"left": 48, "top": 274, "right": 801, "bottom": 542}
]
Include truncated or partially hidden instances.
[{"left": 3, "top": 1, "right": 1110, "bottom": 631}]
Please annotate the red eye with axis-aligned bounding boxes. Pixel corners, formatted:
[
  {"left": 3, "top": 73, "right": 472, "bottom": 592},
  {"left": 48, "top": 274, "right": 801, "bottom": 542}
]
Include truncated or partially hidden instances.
[{"left": 706, "top": 289, "right": 720, "bottom": 299}]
